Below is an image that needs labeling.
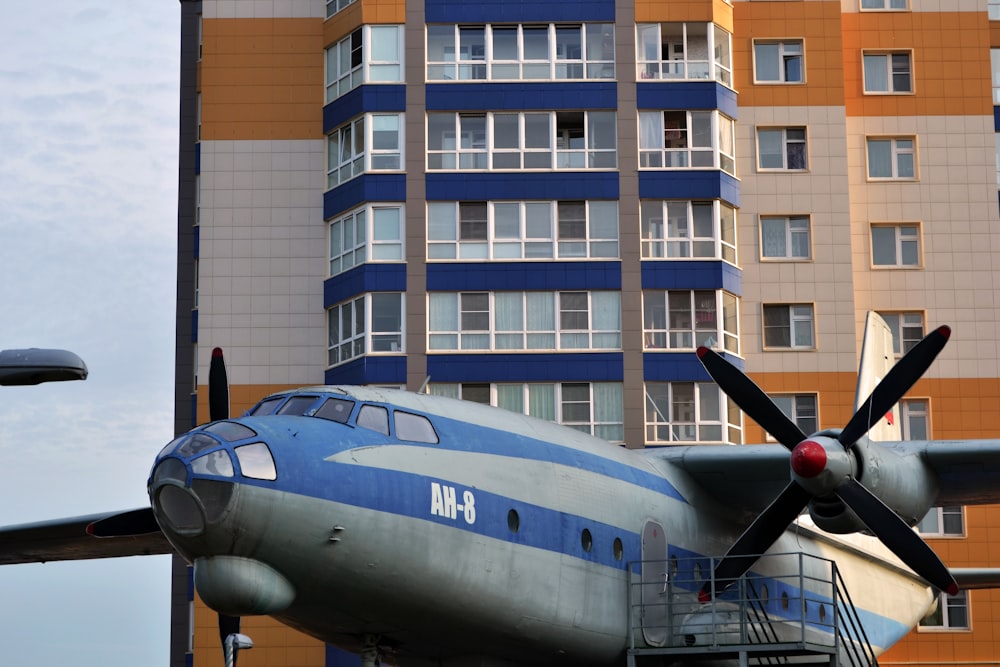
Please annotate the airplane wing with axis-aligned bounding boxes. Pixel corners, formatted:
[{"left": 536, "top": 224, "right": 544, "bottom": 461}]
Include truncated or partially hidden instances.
[
  {"left": 647, "top": 438, "right": 1000, "bottom": 514},
  {"left": 0, "top": 508, "right": 171, "bottom": 565}
]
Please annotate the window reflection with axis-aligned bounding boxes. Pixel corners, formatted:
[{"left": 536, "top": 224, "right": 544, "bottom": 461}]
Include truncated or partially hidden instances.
[{"left": 235, "top": 443, "right": 277, "bottom": 481}]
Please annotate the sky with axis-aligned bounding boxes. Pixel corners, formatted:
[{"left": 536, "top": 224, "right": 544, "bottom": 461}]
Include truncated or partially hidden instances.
[{"left": 0, "top": 2, "right": 180, "bottom": 665}]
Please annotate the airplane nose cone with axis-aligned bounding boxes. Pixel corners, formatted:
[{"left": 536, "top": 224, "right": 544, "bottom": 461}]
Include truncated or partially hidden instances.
[{"left": 149, "top": 457, "right": 235, "bottom": 538}]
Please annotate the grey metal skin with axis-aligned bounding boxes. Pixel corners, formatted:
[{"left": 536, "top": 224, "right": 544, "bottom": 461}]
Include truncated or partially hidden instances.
[{"left": 0, "top": 348, "right": 87, "bottom": 385}]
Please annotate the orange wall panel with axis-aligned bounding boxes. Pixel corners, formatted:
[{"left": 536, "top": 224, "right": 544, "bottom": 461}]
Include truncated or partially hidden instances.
[
  {"left": 841, "top": 12, "right": 992, "bottom": 118},
  {"left": 733, "top": 1, "right": 845, "bottom": 108},
  {"left": 201, "top": 18, "right": 324, "bottom": 140}
]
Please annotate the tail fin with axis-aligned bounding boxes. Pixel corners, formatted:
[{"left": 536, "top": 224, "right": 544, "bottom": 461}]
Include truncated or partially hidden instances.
[{"left": 856, "top": 312, "right": 902, "bottom": 441}]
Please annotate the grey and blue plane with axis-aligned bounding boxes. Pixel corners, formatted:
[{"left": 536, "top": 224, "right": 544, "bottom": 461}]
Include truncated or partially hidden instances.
[{"left": 3, "top": 313, "right": 1000, "bottom": 666}]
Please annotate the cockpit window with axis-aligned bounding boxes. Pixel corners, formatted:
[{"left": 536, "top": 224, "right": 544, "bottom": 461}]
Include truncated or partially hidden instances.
[
  {"left": 202, "top": 421, "right": 257, "bottom": 442},
  {"left": 357, "top": 404, "right": 390, "bottom": 435},
  {"left": 248, "top": 397, "right": 284, "bottom": 416},
  {"left": 394, "top": 411, "right": 439, "bottom": 444},
  {"left": 175, "top": 433, "right": 221, "bottom": 458},
  {"left": 276, "top": 395, "right": 320, "bottom": 416},
  {"left": 191, "top": 450, "right": 235, "bottom": 477},
  {"left": 314, "top": 398, "right": 354, "bottom": 423},
  {"left": 235, "top": 443, "right": 277, "bottom": 481}
]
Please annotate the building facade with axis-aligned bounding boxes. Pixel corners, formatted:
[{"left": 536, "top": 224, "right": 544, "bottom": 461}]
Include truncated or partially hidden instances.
[{"left": 173, "top": 0, "right": 1000, "bottom": 665}]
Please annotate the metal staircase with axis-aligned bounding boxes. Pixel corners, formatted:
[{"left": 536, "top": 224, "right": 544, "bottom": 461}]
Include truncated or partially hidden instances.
[{"left": 626, "top": 552, "right": 877, "bottom": 667}]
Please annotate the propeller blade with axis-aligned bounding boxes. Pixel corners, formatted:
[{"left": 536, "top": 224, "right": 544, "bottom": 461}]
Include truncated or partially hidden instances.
[
  {"left": 839, "top": 325, "right": 950, "bottom": 446},
  {"left": 835, "top": 478, "right": 958, "bottom": 595},
  {"left": 696, "top": 347, "right": 807, "bottom": 449},
  {"left": 701, "top": 481, "right": 812, "bottom": 600},
  {"left": 208, "top": 347, "right": 230, "bottom": 422}
]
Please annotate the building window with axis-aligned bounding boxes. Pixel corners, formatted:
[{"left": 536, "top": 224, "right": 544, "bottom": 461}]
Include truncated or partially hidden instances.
[
  {"left": 771, "top": 394, "right": 818, "bottom": 435},
  {"left": 638, "top": 110, "right": 736, "bottom": 175},
  {"left": 329, "top": 204, "right": 404, "bottom": 276},
  {"left": 429, "top": 381, "right": 624, "bottom": 442},
  {"left": 427, "top": 111, "right": 616, "bottom": 171},
  {"left": 861, "top": 0, "right": 908, "bottom": 10},
  {"left": 877, "top": 312, "right": 924, "bottom": 355},
  {"left": 326, "top": 0, "right": 357, "bottom": 18},
  {"left": 763, "top": 304, "right": 815, "bottom": 349},
  {"left": 428, "top": 291, "right": 621, "bottom": 351},
  {"left": 920, "top": 590, "right": 969, "bottom": 631},
  {"left": 427, "top": 200, "right": 618, "bottom": 260},
  {"left": 753, "top": 40, "right": 803, "bottom": 83},
  {"left": 325, "top": 25, "right": 403, "bottom": 102},
  {"left": 901, "top": 398, "right": 928, "bottom": 440},
  {"left": 757, "top": 127, "right": 807, "bottom": 171},
  {"left": 327, "top": 293, "right": 405, "bottom": 367},
  {"left": 760, "top": 215, "right": 810, "bottom": 260},
  {"left": 644, "top": 382, "right": 741, "bottom": 444},
  {"left": 866, "top": 137, "right": 915, "bottom": 179},
  {"left": 326, "top": 114, "right": 403, "bottom": 189},
  {"left": 990, "top": 0, "right": 1000, "bottom": 20},
  {"left": 635, "top": 22, "right": 732, "bottom": 86},
  {"left": 871, "top": 223, "right": 920, "bottom": 267},
  {"left": 863, "top": 51, "right": 912, "bottom": 94},
  {"left": 426, "top": 24, "right": 615, "bottom": 82},
  {"left": 643, "top": 290, "right": 739, "bottom": 354},
  {"left": 640, "top": 200, "right": 737, "bottom": 264},
  {"left": 917, "top": 506, "right": 964, "bottom": 537}
]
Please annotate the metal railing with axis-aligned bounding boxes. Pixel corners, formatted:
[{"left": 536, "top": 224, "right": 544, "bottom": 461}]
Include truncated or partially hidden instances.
[{"left": 626, "top": 552, "right": 877, "bottom": 666}]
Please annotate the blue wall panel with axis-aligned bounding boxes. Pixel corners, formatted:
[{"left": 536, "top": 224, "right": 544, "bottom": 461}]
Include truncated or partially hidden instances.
[
  {"left": 425, "top": 0, "right": 614, "bottom": 23},
  {"left": 427, "top": 352, "right": 623, "bottom": 382},
  {"left": 324, "top": 264, "right": 407, "bottom": 307},
  {"left": 637, "top": 82, "right": 738, "bottom": 118},
  {"left": 323, "top": 85, "right": 407, "bottom": 135},
  {"left": 426, "top": 172, "right": 618, "bottom": 201},
  {"left": 427, "top": 261, "right": 621, "bottom": 291},
  {"left": 426, "top": 82, "right": 617, "bottom": 111},
  {"left": 638, "top": 171, "right": 740, "bottom": 207},
  {"left": 642, "top": 351, "right": 743, "bottom": 381},
  {"left": 325, "top": 355, "right": 407, "bottom": 385},
  {"left": 641, "top": 261, "right": 742, "bottom": 294},
  {"left": 324, "top": 174, "right": 406, "bottom": 220}
]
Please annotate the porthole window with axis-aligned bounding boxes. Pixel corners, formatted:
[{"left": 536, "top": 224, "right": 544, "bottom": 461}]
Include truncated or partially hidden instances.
[
  {"left": 669, "top": 555, "right": 678, "bottom": 578},
  {"left": 819, "top": 604, "right": 826, "bottom": 623},
  {"left": 581, "top": 528, "right": 593, "bottom": 552},
  {"left": 781, "top": 591, "right": 789, "bottom": 610},
  {"left": 613, "top": 537, "right": 623, "bottom": 561},
  {"left": 507, "top": 509, "right": 520, "bottom": 533}
]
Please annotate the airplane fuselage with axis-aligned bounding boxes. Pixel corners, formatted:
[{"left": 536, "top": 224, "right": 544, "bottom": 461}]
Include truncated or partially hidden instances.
[{"left": 148, "top": 386, "right": 934, "bottom": 665}]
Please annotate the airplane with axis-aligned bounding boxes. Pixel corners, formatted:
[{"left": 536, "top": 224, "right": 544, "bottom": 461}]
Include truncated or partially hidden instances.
[{"left": 2, "top": 312, "right": 1000, "bottom": 666}]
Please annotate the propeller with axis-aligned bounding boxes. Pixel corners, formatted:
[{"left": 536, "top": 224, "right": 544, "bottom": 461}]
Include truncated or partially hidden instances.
[
  {"left": 698, "top": 326, "right": 957, "bottom": 600},
  {"left": 207, "top": 347, "right": 244, "bottom": 664}
]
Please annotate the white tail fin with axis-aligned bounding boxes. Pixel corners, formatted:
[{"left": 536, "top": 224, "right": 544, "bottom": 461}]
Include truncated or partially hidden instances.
[{"left": 856, "top": 312, "right": 902, "bottom": 441}]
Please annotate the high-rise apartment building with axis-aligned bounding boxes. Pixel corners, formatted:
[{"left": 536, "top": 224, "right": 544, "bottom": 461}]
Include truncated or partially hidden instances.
[{"left": 173, "top": 0, "right": 1000, "bottom": 665}]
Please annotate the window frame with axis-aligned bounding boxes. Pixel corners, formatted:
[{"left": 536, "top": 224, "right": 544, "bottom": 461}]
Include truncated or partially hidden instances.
[
  {"left": 638, "top": 110, "right": 736, "bottom": 175},
  {"left": 427, "top": 290, "right": 622, "bottom": 352},
  {"left": 866, "top": 136, "right": 917, "bottom": 180},
  {"left": 326, "top": 0, "right": 357, "bottom": 18},
  {"left": 642, "top": 289, "right": 740, "bottom": 355},
  {"left": 635, "top": 22, "right": 733, "bottom": 87},
  {"left": 326, "top": 113, "right": 405, "bottom": 190},
  {"left": 425, "top": 23, "right": 615, "bottom": 82},
  {"left": 770, "top": 393, "right": 819, "bottom": 436},
  {"left": 762, "top": 303, "right": 815, "bottom": 350},
  {"left": 756, "top": 126, "right": 808, "bottom": 171},
  {"left": 329, "top": 203, "right": 405, "bottom": 276},
  {"left": 919, "top": 590, "right": 970, "bottom": 632},
  {"left": 644, "top": 381, "right": 742, "bottom": 445},
  {"left": 640, "top": 199, "right": 737, "bottom": 264},
  {"left": 916, "top": 506, "right": 965, "bottom": 538},
  {"left": 427, "top": 110, "right": 617, "bottom": 172},
  {"left": 327, "top": 293, "right": 406, "bottom": 367},
  {"left": 876, "top": 311, "right": 924, "bottom": 356},
  {"left": 752, "top": 39, "right": 804, "bottom": 84},
  {"left": 324, "top": 25, "right": 404, "bottom": 103},
  {"left": 862, "top": 50, "right": 913, "bottom": 95},
  {"left": 860, "top": 0, "right": 909, "bottom": 11},
  {"left": 760, "top": 215, "right": 811, "bottom": 261},
  {"left": 426, "top": 200, "right": 619, "bottom": 261},
  {"left": 870, "top": 223, "right": 921, "bottom": 269}
]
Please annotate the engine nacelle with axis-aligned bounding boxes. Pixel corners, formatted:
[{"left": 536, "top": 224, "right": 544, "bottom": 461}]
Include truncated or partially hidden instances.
[{"left": 807, "top": 436, "right": 938, "bottom": 534}]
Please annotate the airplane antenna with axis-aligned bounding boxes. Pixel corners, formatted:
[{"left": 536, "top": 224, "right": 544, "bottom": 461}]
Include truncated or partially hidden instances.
[{"left": 417, "top": 376, "right": 431, "bottom": 394}]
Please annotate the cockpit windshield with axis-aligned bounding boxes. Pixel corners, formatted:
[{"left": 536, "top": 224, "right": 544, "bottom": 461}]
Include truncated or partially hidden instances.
[
  {"left": 314, "top": 397, "right": 354, "bottom": 423},
  {"left": 276, "top": 395, "right": 321, "bottom": 416}
]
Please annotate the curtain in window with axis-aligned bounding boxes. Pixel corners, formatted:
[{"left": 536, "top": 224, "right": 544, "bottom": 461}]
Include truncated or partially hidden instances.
[
  {"left": 526, "top": 292, "right": 555, "bottom": 348},
  {"left": 867, "top": 139, "right": 891, "bottom": 177},
  {"left": 593, "top": 382, "right": 623, "bottom": 441},
  {"left": 428, "top": 293, "right": 457, "bottom": 331},
  {"left": 638, "top": 112, "right": 663, "bottom": 150},
  {"left": 528, "top": 384, "right": 556, "bottom": 421},
  {"left": 863, "top": 54, "right": 888, "bottom": 91},
  {"left": 494, "top": 292, "right": 524, "bottom": 349},
  {"left": 496, "top": 384, "right": 524, "bottom": 413},
  {"left": 753, "top": 43, "right": 779, "bottom": 81},
  {"left": 761, "top": 218, "right": 787, "bottom": 257},
  {"left": 429, "top": 384, "right": 460, "bottom": 399}
]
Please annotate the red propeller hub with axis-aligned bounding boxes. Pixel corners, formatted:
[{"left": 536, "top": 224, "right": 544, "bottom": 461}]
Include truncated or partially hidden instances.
[{"left": 791, "top": 440, "right": 827, "bottom": 478}]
